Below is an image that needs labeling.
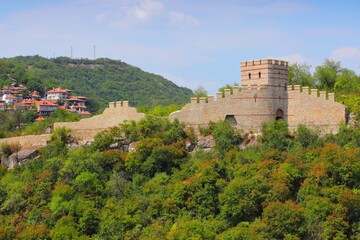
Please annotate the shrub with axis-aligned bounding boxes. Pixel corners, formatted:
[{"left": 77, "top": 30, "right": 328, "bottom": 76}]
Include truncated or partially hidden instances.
[{"left": 260, "top": 120, "right": 293, "bottom": 151}]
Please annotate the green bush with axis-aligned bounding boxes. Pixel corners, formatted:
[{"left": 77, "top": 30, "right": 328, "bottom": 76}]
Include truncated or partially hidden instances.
[
  {"left": 295, "top": 124, "right": 322, "bottom": 148},
  {"left": 211, "top": 120, "right": 242, "bottom": 156},
  {"left": 260, "top": 120, "right": 293, "bottom": 151}
]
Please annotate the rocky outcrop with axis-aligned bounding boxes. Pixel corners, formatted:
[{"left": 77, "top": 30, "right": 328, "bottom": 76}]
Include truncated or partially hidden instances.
[
  {"left": 197, "top": 135, "right": 216, "bottom": 150},
  {"left": 1, "top": 149, "right": 39, "bottom": 169}
]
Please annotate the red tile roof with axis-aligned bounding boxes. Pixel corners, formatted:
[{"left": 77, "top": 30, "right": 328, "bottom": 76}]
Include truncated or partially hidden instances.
[
  {"left": 35, "top": 117, "right": 45, "bottom": 121},
  {"left": 22, "top": 99, "right": 34, "bottom": 105},
  {"left": 14, "top": 102, "right": 26, "bottom": 107},
  {"left": 80, "top": 111, "right": 91, "bottom": 115},
  {"left": 4, "top": 95, "right": 17, "bottom": 99},
  {"left": 69, "top": 96, "right": 88, "bottom": 100},
  {"left": 30, "top": 91, "right": 41, "bottom": 97},
  {"left": 72, "top": 105, "right": 86, "bottom": 109},
  {"left": 36, "top": 100, "right": 59, "bottom": 107},
  {"left": 68, "top": 97, "right": 87, "bottom": 101},
  {"left": 47, "top": 88, "right": 72, "bottom": 93}
]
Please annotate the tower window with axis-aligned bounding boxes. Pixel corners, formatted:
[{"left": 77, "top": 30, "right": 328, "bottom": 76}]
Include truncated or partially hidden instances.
[
  {"left": 248, "top": 73, "right": 251, "bottom": 79},
  {"left": 258, "top": 72, "right": 261, "bottom": 78}
]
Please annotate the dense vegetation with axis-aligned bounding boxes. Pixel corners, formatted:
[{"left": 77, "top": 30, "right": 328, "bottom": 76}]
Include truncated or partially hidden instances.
[
  {"left": 0, "top": 117, "right": 359, "bottom": 239},
  {"left": 0, "top": 56, "right": 193, "bottom": 112},
  {"left": 0, "top": 109, "right": 80, "bottom": 138}
]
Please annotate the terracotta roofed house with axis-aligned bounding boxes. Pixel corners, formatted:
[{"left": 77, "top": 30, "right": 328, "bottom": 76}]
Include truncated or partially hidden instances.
[
  {"left": 46, "top": 88, "right": 72, "bottom": 102},
  {"left": 29, "top": 91, "right": 41, "bottom": 101},
  {"left": 35, "top": 100, "right": 59, "bottom": 116},
  {"left": 66, "top": 96, "right": 91, "bottom": 116}
]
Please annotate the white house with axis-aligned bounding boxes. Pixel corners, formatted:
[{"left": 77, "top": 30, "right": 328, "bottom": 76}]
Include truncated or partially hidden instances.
[
  {"left": 2, "top": 94, "right": 18, "bottom": 104},
  {"left": 46, "top": 88, "right": 72, "bottom": 102}
]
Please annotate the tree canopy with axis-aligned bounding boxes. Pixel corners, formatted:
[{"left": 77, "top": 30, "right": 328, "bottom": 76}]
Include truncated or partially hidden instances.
[
  {"left": 0, "top": 56, "right": 193, "bottom": 112},
  {"left": 0, "top": 118, "right": 359, "bottom": 239}
]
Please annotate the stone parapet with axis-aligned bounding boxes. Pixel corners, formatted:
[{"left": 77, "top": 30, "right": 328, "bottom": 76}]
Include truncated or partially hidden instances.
[
  {"left": 54, "top": 100, "right": 145, "bottom": 140},
  {"left": 0, "top": 134, "right": 51, "bottom": 150}
]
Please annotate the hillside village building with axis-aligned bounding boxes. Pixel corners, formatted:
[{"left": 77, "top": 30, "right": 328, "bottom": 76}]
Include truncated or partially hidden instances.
[
  {"left": 169, "top": 59, "right": 347, "bottom": 133},
  {"left": 66, "top": 96, "right": 91, "bottom": 116},
  {"left": 2, "top": 94, "right": 19, "bottom": 104},
  {"left": 46, "top": 88, "right": 72, "bottom": 102},
  {"left": 0, "top": 84, "right": 91, "bottom": 117},
  {"left": 35, "top": 100, "right": 59, "bottom": 116}
]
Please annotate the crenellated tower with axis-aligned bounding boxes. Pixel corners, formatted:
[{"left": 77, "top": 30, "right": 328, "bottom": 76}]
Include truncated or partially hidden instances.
[
  {"left": 240, "top": 59, "right": 288, "bottom": 87},
  {"left": 240, "top": 59, "right": 289, "bottom": 120}
]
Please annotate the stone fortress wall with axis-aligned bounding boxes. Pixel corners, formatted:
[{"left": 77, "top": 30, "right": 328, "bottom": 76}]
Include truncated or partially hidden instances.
[
  {"left": 54, "top": 101, "right": 145, "bottom": 141},
  {"left": 170, "top": 59, "right": 346, "bottom": 133},
  {"left": 0, "top": 59, "right": 347, "bottom": 153},
  {"left": 0, "top": 134, "right": 51, "bottom": 150}
]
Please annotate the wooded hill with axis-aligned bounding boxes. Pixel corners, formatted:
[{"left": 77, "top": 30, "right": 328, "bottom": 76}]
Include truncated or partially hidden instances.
[
  {"left": 0, "top": 56, "right": 193, "bottom": 112},
  {"left": 0, "top": 118, "right": 359, "bottom": 239}
]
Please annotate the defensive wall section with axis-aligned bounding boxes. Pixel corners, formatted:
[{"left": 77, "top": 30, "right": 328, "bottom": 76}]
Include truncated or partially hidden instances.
[
  {"left": 0, "top": 134, "right": 51, "bottom": 150},
  {"left": 287, "top": 86, "right": 345, "bottom": 132},
  {"left": 54, "top": 101, "right": 145, "bottom": 140},
  {"left": 170, "top": 59, "right": 346, "bottom": 133}
]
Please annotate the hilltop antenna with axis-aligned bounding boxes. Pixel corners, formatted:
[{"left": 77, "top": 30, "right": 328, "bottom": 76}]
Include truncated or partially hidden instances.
[
  {"left": 71, "top": 46, "right": 73, "bottom": 58},
  {"left": 94, "top": 45, "right": 96, "bottom": 60}
]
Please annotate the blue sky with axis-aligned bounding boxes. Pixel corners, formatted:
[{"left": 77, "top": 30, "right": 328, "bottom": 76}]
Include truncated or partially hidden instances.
[{"left": 1, "top": 0, "right": 359, "bottom": 94}]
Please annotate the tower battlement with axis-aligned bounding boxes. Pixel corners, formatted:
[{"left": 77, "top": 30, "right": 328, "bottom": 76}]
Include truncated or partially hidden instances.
[
  {"left": 241, "top": 58, "right": 288, "bottom": 87},
  {"left": 109, "top": 101, "right": 129, "bottom": 108},
  {"left": 240, "top": 59, "right": 288, "bottom": 67}
]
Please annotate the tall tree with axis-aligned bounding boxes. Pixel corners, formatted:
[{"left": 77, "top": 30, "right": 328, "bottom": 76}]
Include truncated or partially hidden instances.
[
  {"left": 193, "top": 85, "right": 208, "bottom": 98},
  {"left": 288, "top": 63, "right": 313, "bottom": 86},
  {"left": 314, "top": 59, "right": 341, "bottom": 90},
  {"left": 334, "top": 68, "right": 360, "bottom": 94}
]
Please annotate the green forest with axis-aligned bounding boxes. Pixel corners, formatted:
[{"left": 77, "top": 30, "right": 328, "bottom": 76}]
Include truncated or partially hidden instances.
[
  {"left": 0, "top": 117, "right": 359, "bottom": 239},
  {"left": 0, "top": 56, "right": 193, "bottom": 112}
]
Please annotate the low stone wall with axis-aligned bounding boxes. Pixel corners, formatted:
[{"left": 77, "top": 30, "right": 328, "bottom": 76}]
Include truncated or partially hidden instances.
[
  {"left": 287, "top": 86, "right": 346, "bottom": 133},
  {"left": 0, "top": 134, "right": 51, "bottom": 150},
  {"left": 54, "top": 101, "right": 145, "bottom": 141}
]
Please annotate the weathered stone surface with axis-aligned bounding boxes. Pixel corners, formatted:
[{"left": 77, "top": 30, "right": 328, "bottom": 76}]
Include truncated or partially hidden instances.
[
  {"left": 0, "top": 134, "right": 50, "bottom": 150},
  {"left": 54, "top": 101, "right": 145, "bottom": 141},
  {"left": 185, "top": 141, "right": 196, "bottom": 152},
  {"left": 1, "top": 149, "right": 39, "bottom": 169},
  {"left": 197, "top": 136, "right": 216, "bottom": 149}
]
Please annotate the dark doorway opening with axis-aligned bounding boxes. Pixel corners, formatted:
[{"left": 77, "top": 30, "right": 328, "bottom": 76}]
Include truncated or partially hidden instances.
[
  {"left": 275, "top": 109, "right": 284, "bottom": 120},
  {"left": 225, "top": 115, "right": 237, "bottom": 125}
]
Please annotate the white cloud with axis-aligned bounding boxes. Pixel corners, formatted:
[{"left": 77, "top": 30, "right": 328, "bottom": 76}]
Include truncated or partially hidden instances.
[
  {"left": 129, "top": 0, "right": 163, "bottom": 22},
  {"left": 170, "top": 11, "right": 200, "bottom": 27},
  {"left": 331, "top": 47, "right": 360, "bottom": 61},
  {"left": 330, "top": 47, "right": 360, "bottom": 73},
  {"left": 90, "top": 0, "right": 199, "bottom": 28}
]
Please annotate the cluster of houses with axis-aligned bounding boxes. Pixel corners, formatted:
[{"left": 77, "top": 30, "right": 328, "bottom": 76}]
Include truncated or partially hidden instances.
[{"left": 0, "top": 82, "right": 91, "bottom": 119}]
